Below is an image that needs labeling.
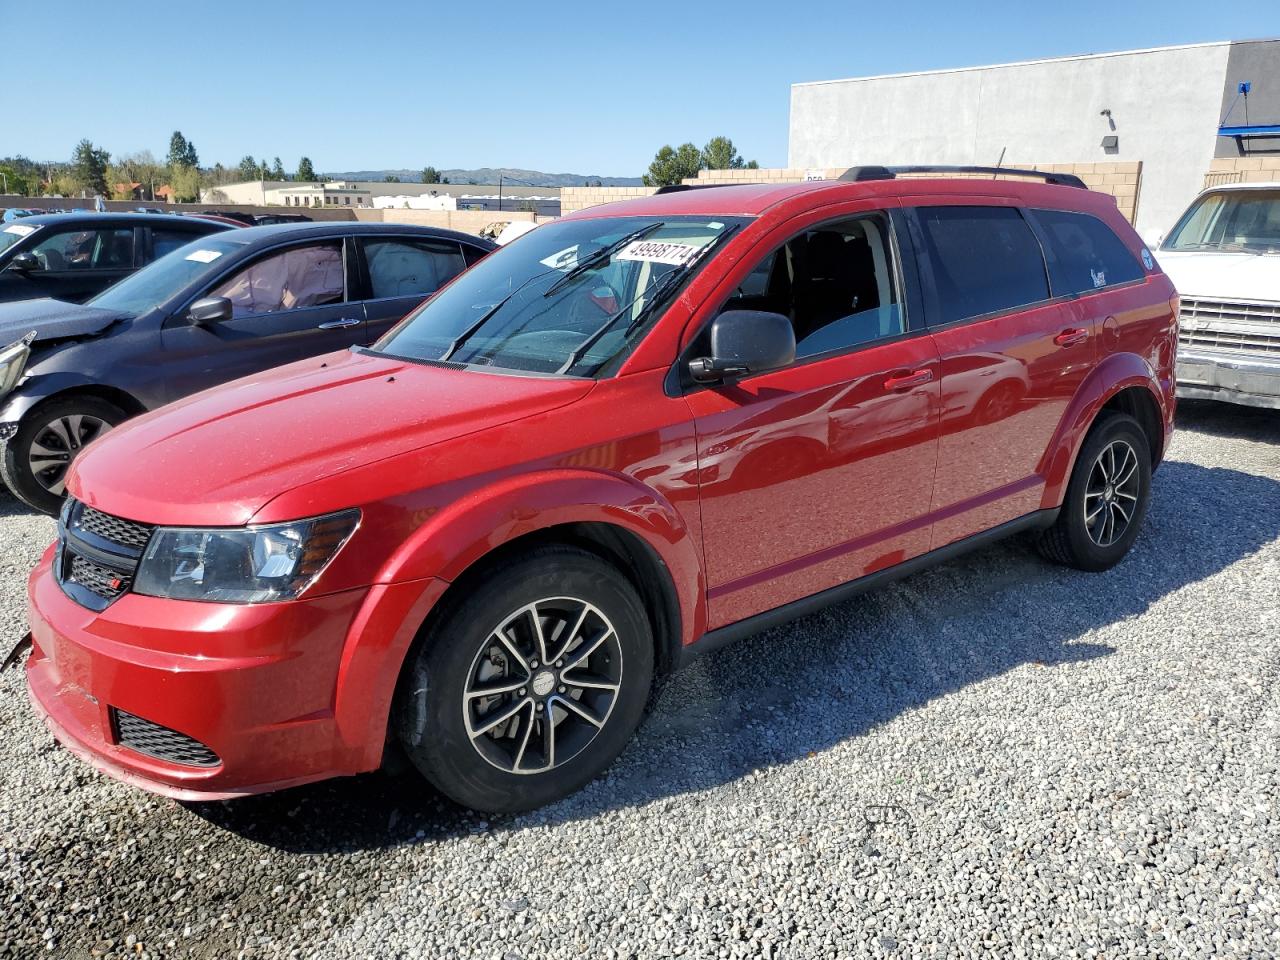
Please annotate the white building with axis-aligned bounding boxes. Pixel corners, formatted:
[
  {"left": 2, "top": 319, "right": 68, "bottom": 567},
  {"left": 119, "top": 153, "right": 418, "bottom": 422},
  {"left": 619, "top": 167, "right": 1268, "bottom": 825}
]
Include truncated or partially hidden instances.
[{"left": 789, "top": 39, "right": 1280, "bottom": 233}]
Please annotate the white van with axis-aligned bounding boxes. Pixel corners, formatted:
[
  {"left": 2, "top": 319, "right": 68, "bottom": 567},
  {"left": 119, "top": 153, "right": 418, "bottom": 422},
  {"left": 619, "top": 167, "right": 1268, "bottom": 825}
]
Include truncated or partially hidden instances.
[{"left": 1157, "top": 183, "right": 1280, "bottom": 409}]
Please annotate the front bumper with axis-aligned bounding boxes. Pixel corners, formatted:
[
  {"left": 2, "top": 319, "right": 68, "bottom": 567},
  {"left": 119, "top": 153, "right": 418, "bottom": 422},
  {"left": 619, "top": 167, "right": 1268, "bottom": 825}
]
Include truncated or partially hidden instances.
[
  {"left": 24, "top": 545, "right": 416, "bottom": 801},
  {"left": 1176, "top": 349, "right": 1280, "bottom": 410}
]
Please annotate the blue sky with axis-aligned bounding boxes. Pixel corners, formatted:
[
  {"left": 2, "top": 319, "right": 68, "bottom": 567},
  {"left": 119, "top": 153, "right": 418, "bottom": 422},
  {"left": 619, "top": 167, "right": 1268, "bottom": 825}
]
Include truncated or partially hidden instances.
[{"left": 11, "top": 0, "right": 1278, "bottom": 176}]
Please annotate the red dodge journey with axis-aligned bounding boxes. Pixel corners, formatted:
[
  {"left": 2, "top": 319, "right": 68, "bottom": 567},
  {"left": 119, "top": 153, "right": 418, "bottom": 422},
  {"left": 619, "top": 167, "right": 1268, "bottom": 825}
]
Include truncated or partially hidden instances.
[{"left": 21, "top": 167, "right": 1178, "bottom": 812}]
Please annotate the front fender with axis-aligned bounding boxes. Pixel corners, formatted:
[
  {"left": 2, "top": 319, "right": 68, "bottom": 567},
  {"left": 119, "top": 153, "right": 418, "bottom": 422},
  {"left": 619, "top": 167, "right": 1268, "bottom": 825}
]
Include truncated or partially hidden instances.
[
  {"left": 0, "top": 370, "right": 142, "bottom": 426},
  {"left": 1039, "top": 351, "right": 1168, "bottom": 508},
  {"left": 331, "top": 469, "right": 706, "bottom": 770}
]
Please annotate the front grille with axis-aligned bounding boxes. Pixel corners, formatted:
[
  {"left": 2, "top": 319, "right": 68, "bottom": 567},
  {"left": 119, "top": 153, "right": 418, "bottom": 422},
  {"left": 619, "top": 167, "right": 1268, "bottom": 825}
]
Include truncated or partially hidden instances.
[
  {"left": 74, "top": 505, "right": 153, "bottom": 550},
  {"left": 1179, "top": 298, "right": 1280, "bottom": 357},
  {"left": 56, "top": 500, "right": 154, "bottom": 611},
  {"left": 112, "top": 709, "right": 221, "bottom": 768},
  {"left": 67, "top": 554, "right": 129, "bottom": 602}
]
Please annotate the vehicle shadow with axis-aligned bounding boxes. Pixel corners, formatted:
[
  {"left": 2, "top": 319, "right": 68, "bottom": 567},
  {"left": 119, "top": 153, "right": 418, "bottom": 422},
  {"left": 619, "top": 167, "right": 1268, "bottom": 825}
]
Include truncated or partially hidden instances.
[
  {"left": 185, "top": 457, "right": 1278, "bottom": 853},
  {"left": 1176, "top": 398, "right": 1280, "bottom": 443}
]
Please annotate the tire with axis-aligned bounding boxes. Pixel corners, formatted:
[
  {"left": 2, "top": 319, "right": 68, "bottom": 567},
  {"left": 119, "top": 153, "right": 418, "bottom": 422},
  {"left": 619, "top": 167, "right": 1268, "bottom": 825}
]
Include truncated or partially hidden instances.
[
  {"left": 1, "top": 396, "right": 127, "bottom": 515},
  {"left": 1037, "top": 411, "right": 1152, "bottom": 571},
  {"left": 395, "top": 546, "right": 654, "bottom": 813}
]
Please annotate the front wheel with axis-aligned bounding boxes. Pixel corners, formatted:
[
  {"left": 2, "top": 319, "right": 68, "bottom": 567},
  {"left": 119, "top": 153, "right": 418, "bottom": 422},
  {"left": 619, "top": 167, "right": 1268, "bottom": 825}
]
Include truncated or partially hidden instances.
[
  {"left": 395, "top": 546, "right": 654, "bottom": 813},
  {"left": 1038, "top": 411, "right": 1152, "bottom": 571},
  {"left": 1, "top": 396, "right": 126, "bottom": 515}
]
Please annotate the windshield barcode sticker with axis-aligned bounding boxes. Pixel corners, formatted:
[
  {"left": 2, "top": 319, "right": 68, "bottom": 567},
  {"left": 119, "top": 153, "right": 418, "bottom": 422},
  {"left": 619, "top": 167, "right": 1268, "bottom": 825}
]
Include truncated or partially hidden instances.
[
  {"left": 185, "top": 249, "right": 223, "bottom": 263},
  {"left": 616, "top": 240, "right": 700, "bottom": 267}
]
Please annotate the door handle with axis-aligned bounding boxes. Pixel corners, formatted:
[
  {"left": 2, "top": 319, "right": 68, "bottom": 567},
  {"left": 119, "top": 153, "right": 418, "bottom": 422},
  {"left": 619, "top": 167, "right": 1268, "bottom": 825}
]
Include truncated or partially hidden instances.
[
  {"left": 1053, "top": 327, "right": 1089, "bottom": 347},
  {"left": 884, "top": 368, "right": 934, "bottom": 391},
  {"left": 318, "top": 317, "right": 361, "bottom": 330}
]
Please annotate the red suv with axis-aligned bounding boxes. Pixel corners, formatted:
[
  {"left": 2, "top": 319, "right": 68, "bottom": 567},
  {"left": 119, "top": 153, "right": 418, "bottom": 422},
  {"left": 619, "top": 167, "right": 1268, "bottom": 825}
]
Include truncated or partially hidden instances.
[{"left": 20, "top": 167, "right": 1177, "bottom": 813}]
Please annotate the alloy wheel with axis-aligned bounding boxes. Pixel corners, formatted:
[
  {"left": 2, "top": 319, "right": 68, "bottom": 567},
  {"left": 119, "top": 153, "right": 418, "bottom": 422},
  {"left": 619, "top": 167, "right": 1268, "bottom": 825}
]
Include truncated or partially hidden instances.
[
  {"left": 27, "top": 414, "right": 112, "bottom": 495},
  {"left": 1084, "top": 439, "right": 1140, "bottom": 548},
  {"left": 463, "top": 597, "right": 623, "bottom": 775}
]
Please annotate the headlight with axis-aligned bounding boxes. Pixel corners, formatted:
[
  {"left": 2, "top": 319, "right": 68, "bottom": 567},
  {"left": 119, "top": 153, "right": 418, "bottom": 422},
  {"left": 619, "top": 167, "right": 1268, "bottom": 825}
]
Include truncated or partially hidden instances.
[
  {"left": 134, "top": 510, "right": 360, "bottom": 603},
  {"left": 0, "top": 332, "right": 35, "bottom": 398}
]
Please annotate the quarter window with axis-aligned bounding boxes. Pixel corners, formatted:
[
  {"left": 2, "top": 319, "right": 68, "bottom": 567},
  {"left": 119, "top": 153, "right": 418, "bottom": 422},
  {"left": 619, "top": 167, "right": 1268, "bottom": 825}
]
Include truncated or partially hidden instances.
[
  {"left": 720, "top": 215, "right": 903, "bottom": 360},
  {"left": 1032, "top": 209, "right": 1144, "bottom": 294},
  {"left": 208, "top": 242, "right": 345, "bottom": 318},
  {"left": 362, "top": 238, "right": 466, "bottom": 299},
  {"left": 150, "top": 229, "right": 201, "bottom": 260},
  {"left": 915, "top": 206, "right": 1049, "bottom": 325}
]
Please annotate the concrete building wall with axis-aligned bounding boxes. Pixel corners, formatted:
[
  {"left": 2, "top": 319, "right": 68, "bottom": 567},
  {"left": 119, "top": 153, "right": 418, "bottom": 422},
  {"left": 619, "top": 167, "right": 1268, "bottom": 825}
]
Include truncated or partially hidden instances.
[
  {"left": 1217, "top": 40, "right": 1280, "bottom": 157},
  {"left": 789, "top": 42, "right": 1245, "bottom": 234}
]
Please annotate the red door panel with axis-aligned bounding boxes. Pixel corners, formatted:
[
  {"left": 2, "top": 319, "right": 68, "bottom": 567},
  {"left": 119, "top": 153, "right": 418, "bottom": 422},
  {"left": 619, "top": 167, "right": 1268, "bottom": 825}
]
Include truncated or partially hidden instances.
[
  {"left": 928, "top": 299, "right": 1095, "bottom": 547},
  {"left": 690, "top": 336, "right": 942, "bottom": 628}
]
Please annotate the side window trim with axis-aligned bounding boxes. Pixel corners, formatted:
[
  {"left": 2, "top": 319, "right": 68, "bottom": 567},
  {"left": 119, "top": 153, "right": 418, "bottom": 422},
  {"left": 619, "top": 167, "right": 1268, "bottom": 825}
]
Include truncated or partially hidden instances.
[
  {"left": 903, "top": 204, "right": 1063, "bottom": 331},
  {"left": 672, "top": 209, "right": 923, "bottom": 395}
]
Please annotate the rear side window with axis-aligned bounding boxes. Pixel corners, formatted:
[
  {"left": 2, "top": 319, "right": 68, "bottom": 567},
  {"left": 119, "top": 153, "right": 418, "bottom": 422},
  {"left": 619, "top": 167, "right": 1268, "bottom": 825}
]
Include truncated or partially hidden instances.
[
  {"left": 151, "top": 228, "right": 201, "bottom": 260},
  {"left": 1032, "top": 209, "right": 1144, "bottom": 294},
  {"left": 363, "top": 238, "right": 466, "bottom": 299},
  {"left": 915, "top": 206, "right": 1049, "bottom": 325}
]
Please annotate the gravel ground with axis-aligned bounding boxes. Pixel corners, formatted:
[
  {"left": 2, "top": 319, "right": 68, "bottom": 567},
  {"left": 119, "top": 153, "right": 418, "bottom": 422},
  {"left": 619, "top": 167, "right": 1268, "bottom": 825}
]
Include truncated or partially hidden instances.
[{"left": 1, "top": 400, "right": 1277, "bottom": 960}]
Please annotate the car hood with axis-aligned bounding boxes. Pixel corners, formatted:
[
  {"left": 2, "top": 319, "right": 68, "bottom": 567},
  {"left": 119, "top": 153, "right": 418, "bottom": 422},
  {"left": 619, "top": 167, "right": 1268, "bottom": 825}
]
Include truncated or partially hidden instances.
[
  {"left": 0, "top": 298, "right": 131, "bottom": 346},
  {"left": 1158, "top": 250, "right": 1280, "bottom": 303},
  {"left": 70, "top": 349, "right": 595, "bottom": 526}
]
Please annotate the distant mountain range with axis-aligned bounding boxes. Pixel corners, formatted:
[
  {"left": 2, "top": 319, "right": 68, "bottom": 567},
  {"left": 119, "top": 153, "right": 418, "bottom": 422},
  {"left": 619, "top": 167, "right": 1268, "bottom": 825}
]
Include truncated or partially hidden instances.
[{"left": 323, "top": 167, "right": 643, "bottom": 187}]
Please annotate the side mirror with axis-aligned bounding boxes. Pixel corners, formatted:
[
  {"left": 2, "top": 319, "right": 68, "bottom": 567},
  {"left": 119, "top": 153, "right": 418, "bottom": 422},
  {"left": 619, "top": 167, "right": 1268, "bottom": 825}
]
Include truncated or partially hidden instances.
[
  {"left": 688, "top": 309, "right": 796, "bottom": 384},
  {"left": 187, "top": 296, "right": 233, "bottom": 325},
  {"left": 8, "top": 252, "right": 39, "bottom": 273}
]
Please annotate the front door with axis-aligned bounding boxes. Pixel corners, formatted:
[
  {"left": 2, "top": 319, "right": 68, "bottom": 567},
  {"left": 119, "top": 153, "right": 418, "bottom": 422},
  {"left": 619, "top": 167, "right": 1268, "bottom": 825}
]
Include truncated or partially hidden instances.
[
  {"left": 689, "top": 213, "right": 942, "bottom": 628},
  {"left": 160, "top": 239, "right": 365, "bottom": 401}
]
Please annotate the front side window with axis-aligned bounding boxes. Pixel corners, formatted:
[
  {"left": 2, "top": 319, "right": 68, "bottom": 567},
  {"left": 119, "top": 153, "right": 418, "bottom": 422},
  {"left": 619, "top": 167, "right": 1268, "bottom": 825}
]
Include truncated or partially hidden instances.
[
  {"left": 28, "top": 227, "right": 134, "bottom": 271},
  {"left": 374, "top": 216, "right": 744, "bottom": 377},
  {"left": 1164, "top": 189, "right": 1280, "bottom": 254},
  {"left": 1034, "top": 209, "right": 1143, "bottom": 294},
  {"left": 209, "top": 242, "right": 345, "bottom": 318},
  {"left": 719, "top": 215, "right": 903, "bottom": 359},
  {"left": 915, "top": 206, "right": 1049, "bottom": 325},
  {"left": 363, "top": 238, "right": 465, "bottom": 299}
]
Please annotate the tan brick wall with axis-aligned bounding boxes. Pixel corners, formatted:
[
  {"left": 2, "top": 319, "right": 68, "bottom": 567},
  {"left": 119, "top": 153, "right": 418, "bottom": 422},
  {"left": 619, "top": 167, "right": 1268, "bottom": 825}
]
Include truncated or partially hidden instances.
[
  {"left": 560, "top": 186, "right": 659, "bottom": 215},
  {"left": 1205, "top": 156, "right": 1280, "bottom": 188},
  {"left": 559, "top": 162, "right": 1144, "bottom": 222}
]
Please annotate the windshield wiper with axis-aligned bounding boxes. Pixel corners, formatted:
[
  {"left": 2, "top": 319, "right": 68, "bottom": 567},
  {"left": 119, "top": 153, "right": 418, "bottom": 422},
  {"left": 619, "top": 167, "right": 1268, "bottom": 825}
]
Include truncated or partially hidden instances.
[
  {"left": 555, "top": 224, "right": 741, "bottom": 376},
  {"left": 435, "top": 265, "right": 565, "bottom": 362},
  {"left": 542, "top": 222, "right": 665, "bottom": 298}
]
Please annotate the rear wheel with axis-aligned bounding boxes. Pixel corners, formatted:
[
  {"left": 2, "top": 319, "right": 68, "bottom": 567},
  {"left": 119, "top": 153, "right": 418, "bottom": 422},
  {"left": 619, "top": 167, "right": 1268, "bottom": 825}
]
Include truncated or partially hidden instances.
[
  {"left": 1038, "top": 411, "right": 1151, "bottom": 571},
  {"left": 395, "top": 546, "right": 653, "bottom": 813},
  {"left": 1, "top": 396, "right": 126, "bottom": 515}
]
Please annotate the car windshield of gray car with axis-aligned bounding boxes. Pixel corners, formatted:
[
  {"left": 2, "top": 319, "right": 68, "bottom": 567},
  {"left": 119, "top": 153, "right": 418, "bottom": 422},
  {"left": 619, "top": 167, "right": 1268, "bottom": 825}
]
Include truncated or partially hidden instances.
[
  {"left": 88, "top": 235, "right": 249, "bottom": 315},
  {"left": 372, "top": 215, "right": 746, "bottom": 377}
]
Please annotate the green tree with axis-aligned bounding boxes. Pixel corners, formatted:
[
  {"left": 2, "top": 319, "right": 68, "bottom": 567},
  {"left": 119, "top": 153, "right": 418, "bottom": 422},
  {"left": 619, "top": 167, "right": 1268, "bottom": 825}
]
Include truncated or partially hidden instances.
[
  {"left": 169, "top": 164, "right": 201, "bottom": 203},
  {"left": 642, "top": 143, "right": 702, "bottom": 187},
  {"left": 701, "top": 136, "right": 755, "bottom": 171},
  {"left": 167, "top": 131, "right": 190, "bottom": 170},
  {"left": 270, "top": 157, "right": 287, "bottom": 180},
  {"left": 237, "top": 155, "right": 259, "bottom": 181},
  {"left": 384, "top": 175, "right": 401, "bottom": 182},
  {"left": 422, "top": 166, "right": 441, "bottom": 184},
  {"left": 258, "top": 160, "right": 271, "bottom": 180},
  {"left": 0, "top": 164, "right": 35, "bottom": 196},
  {"left": 71, "top": 139, "right": 111, "bottom": 196},
  {"left": 296, "top": 157, "right": 316, "bottom": 182}
]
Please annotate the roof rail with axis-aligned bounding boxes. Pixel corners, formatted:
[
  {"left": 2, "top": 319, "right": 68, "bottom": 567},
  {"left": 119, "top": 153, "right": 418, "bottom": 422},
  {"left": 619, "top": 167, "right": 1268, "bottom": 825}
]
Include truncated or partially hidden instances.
[
  {"left": 839, "top": 165, "right": 1087, "bottom": 189},
  {"left": 653, "top": 183, "right": 756, "bottom": 195}
]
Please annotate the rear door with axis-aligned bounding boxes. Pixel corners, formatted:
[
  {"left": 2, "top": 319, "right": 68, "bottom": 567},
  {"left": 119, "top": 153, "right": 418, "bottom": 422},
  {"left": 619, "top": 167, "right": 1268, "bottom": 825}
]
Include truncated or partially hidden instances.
[
  {"left": 356, "top": 236, "right": 473, "bottom": 342},
  {"left": 905, "top": 202, "right": 1092, "bottom": 547},
  {"left": 1, "top": 225, "right": 137, "bottom": 303},
  {"left": 159, "top": 238, "right": 364, "bottom": 400}
]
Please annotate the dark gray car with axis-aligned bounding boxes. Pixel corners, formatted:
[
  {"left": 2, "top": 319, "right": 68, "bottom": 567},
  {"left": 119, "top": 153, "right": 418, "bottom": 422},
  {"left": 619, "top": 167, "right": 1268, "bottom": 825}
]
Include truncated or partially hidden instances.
[
  {"left": 0, "top": 221, "right": 494, "bottom": 512},
  {"left": 0, "top": 212, "right": 232, "bottom": 304}
]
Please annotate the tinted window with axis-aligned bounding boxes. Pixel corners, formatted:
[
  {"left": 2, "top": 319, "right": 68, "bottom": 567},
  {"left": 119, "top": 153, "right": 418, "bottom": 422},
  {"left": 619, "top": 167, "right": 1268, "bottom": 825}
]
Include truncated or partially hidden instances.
[
  {"left": 363, "top": 238, "right": 465, "bottom": 299},
  {"left": 29, "top": 228, "right": 134, "bottom": 271},
  {"left": 916, "top": 207, "right": 1048, "bottom": 324},
  {"left": 462, "top": 244, "right": 488, "bottom": 267},
  {"left": 721, "top": 215, "right": 903, "bottom": 359},
  {"left": 151, "top": 228, "right": 202, "bottom": 260},
  {"left": 1033, "top": 209, "right": 1143, "bottom": 294},
  {"left": 209, "top": 242, "right": 344, "bottom": 318}
]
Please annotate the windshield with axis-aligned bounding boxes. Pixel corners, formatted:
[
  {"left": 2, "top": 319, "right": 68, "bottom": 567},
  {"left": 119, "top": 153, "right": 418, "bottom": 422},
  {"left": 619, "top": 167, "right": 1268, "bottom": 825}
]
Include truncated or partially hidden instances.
[
  {"left": 0, "top": 222, "right": 40, "bottom": 255},
  {"left": 88, "top": 235, "right": 248, "bottom": 314},
  {"left": 1164, "top": 189, "right": 1280, "bottom": 254},
  {"left": 373, "top": 216, "right": 745, "bottom": 376}
]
